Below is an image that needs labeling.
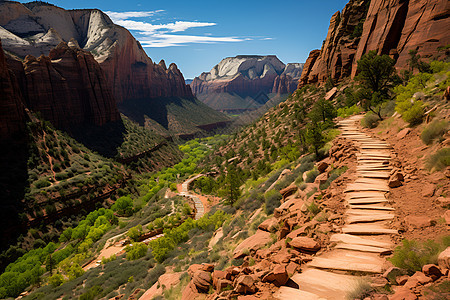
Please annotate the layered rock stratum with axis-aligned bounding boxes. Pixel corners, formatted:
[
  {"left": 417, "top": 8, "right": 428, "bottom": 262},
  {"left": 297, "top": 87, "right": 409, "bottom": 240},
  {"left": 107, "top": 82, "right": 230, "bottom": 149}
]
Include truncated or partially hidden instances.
[
  {"left": 191, "top": 55, "right": 303, "bottom": 112},
  {"left": 299, "top": 0, "right": 450, "bottom": 86}
]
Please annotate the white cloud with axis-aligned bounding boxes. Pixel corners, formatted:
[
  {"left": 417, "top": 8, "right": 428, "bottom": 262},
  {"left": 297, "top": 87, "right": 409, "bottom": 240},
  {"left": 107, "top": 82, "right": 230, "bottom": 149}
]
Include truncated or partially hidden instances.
[
  {"left": 106, "top": 10, "right": 164, "bottom": 22},
  {"left": 114, "top": 20, "right": 216, "bottom": 35},
  {"left": 140, "top": 34, "right": 246, "bottom": 47},
  {"left": 105, "top": 10, "right": 257, "bottom": 48}
]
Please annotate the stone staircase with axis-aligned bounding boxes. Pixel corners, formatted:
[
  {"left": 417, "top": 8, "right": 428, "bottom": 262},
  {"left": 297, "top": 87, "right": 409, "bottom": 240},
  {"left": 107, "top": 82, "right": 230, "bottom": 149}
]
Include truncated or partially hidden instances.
[{"left": 275, "top": 115, "right": 398, "bottom": 299}]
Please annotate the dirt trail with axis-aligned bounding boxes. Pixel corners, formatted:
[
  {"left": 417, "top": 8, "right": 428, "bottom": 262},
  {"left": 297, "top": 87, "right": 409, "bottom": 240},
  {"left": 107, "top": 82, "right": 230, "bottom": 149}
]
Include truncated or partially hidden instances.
[
  {"left": 178, "top": 174, "right": 208, "bottom": 220},
  {"left": 276, "top": 115, "right": 399, "bottom": 299},
  {"left": 42, "top": 131, "right": 57, "bottom": 181}
]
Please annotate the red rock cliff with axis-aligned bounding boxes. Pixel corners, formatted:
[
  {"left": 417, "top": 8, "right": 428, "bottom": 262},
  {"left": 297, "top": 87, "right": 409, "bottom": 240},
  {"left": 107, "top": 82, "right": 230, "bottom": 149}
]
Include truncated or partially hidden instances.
[
  {"left": 6, "top": 42, "right": 120, "bottom": 130},
  {"left": 0, "top": 40, "right": 25, "bottom": 139},
  {"left": 299, "top": 0, "right": 450, "bottom": 87}
]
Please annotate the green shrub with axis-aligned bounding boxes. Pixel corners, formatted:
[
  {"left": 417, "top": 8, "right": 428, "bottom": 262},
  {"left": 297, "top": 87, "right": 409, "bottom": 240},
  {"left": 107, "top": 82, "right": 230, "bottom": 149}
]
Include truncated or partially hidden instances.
[
  {"left": 125, "top": 243, "right": 148, "bottom": 260},
  {"left": 346, "top": 278, "right": 374, "bottom": 300},
  {"left": 361, "top": 112, "right": 379, "bottom": 128},
  {"left": 337, "top": 105, "right": 362, "bottom": 118},
  {"left": 127, "top": 225, "right": 143, "bottom": 242},
  {"left": 389, "top": 239, "right": 448, "bottom": 274},
  {"left": 48, "top": 273, "right": 64, "bottom": 287},
  {"left": 111, "top": 196, "right": 133, "bottom": 216},
  {"left": 307, "top": 202, "right": 321, "bottom": 217},
  {"left": 426, "top": 148, "right": 450, "bottom": 171},
  {"left": 305, "top": 169, "right": 319, "bottom": 183},
  {"left": 421, "top": 120, "right": 449, "bottom": 145},
  {"left": 264, "top": 190, "right": 282, "bottom": 215},
  {"left": 35, "top": 179, "right": 51, "bottom": 189}
]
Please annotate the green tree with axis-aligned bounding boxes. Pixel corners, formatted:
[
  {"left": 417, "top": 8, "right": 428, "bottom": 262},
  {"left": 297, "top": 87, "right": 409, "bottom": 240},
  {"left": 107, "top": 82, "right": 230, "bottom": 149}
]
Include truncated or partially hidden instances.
[
  {"left": 407, "top": 49, "right": 431, "bottom": 73},
  {"left": 308, "top": 98, "right": 337, "bottom": 124},
  {"left": 355, "top": 51, "right": 397, "bottom": 119},
  {"left": 225, "top": 164, "right": 241, "bottom": 205},
  {"left": 304, "top": 121, "right": 325, "bottom": 157},
  {"left": 111, "top": 195, "right": 133, "bottom": 216},
  {"left": 127, "top": 225, "right": 143, "bottom": 242}
]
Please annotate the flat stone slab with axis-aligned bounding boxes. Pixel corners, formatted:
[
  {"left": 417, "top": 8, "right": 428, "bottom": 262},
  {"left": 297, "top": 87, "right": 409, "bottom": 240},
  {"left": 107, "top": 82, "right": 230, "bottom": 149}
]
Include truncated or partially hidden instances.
[
  {"left": 290, "top": 269, "right": 359, "bottom": 299},
  {"left": 357, "top": 172, "right": 390, "bottom": 179},
  {"left": 274, "top": 287, "right": 325, "bottom": 300},
  {"left": 330, "top": 233, "right": 392, "bottom": 248},
  {"left": 335, "top": 243, "right": 392, "bottom": 254},
  {"left": 346, "top": 191, "right": 387, "bottom": 198},
  {"left": 347, "top": 214, "right": 394, "bottom": 224},
  {"left": 349, "top": 205, "right": 394, "bottom": 211},
  {"left": 348, "top": 198, "right": 388, "bottom": 205},
  {"left": 308, "top": 257, "right": 383, "bottom": 273},
  {"left": 345, "top": 183, "right": 389, "bottom": 192},
  {"left": 342, "top": 224, "right": 398, "bottom": 235},
  {"left": 347, "top": 209, "right": 394, "bottom": 216}
]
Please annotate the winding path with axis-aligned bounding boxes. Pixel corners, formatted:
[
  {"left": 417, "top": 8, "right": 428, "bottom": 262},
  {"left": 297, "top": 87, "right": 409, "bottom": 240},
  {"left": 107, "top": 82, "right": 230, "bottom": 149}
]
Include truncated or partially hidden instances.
[
  {"left": 276, "top": 115, "right": 399, "bottom": 299},
  {"left": 179, "top": 174, "right": 206, "bottom": 220}
]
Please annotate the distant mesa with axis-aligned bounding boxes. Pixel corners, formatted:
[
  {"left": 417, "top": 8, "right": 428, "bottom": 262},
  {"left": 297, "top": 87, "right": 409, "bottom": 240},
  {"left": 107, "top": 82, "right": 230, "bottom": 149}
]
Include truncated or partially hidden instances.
[{"left": 190, "top": 55, "right": 304, "bottom": 113}]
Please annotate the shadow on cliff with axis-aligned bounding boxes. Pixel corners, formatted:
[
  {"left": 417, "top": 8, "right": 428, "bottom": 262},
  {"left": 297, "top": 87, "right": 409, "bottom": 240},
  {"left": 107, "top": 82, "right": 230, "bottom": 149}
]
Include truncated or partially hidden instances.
[
  {"left": 0, "top": 135, "right": 29, "bottom": 271},
  {"left": 117, "top": 97, "right": 173, "bottom": 129},
  {"left": 69, "top": 120, "right": 126, "bottom": 158}
]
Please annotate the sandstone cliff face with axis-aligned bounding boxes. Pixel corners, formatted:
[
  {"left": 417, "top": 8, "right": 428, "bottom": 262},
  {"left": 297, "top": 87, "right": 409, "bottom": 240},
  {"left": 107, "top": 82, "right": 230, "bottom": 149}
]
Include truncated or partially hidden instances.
[
  {"left": 6, "top": 42, "right": 120, "bottom": 130},
  {"left": 0, "top": 40, "right": 24, "bottom": 139},
  {"left": 0, "top": 2, "right": 193, "bottom": 103},
  {"left": 299, "top": 0, "right": 450, "bottom": 86},
  {"left": 191, "top": 56, "right": 303, "bottom": 112}
]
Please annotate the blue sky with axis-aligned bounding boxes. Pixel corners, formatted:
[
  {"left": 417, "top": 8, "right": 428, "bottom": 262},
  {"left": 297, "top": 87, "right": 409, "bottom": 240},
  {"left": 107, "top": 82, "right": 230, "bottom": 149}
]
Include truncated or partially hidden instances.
[{"left": 20, "top": 0, "right": 349, "bottom": 79}]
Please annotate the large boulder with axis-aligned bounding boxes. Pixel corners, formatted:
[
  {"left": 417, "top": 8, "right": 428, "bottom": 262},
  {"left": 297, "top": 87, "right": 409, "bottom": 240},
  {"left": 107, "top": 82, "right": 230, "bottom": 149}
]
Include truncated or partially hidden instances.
[
  {"left": 422, "top": 264, "right": 442, "bottom": 281},
  {"left": 288, "top": 236, "right": 321, "bottom": 252},
  {"left": 234, "top": 275, "right": 256, "bottom": 294},
  {"left": 192, "top": 270, "right": 212, "bottom": 292},
  {"left": 233, "top": 230, "right": 272, "bottom": 259},
  {"left": 438, "top": 247, "right": 450, "bottom": 270},
  {"left": 261, "top": 265, "right": 289, "bottom": 287}
]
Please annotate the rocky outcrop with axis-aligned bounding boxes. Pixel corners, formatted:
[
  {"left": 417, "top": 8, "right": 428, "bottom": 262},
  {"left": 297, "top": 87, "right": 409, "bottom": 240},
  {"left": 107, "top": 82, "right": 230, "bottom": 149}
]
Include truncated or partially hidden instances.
[
  {"left": 0, "top": 39, "right": 24, "bottom": 139},
  {"left": 299, "top": 0, "right": 450, "bottom": 87},
  {"left": 191, "top": 56, "right": 303, "bottom": 112},
  {"left": 6, "top": 42, "right": 120, "bottom": 130},
  {"left": 0, "top": 1, "right": 193, "bottom": 103}
]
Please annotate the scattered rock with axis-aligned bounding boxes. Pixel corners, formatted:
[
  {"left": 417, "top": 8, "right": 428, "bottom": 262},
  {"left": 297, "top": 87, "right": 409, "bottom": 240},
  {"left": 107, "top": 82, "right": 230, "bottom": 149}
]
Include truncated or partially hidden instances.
[
  {"left": 422, "top": 264, "right": 442, "bottom": 281},
  {"left": 192, "top": 270, "right": 212, "bottom": 292},
  {"left": 233, "top": 230, "right": 272, "bottom": 259},
  {"left": 212, "top": 270, "right": 227, "bottom": 289},
  {"left": 261, "top": 265, "right": 288, "bottom": 287},
  {"left": 325, "top": 87, "right": 338, "bottom": 101},
  {"left": 397, "top": 128, "right": 411, "bottom": 139},
  {"left": 383, "top": 267, "right": 404, "bottom": 284},
  {"left": 258, "top": 218, "right": 278, "bottom": 232},
  {"left": 404, "top": 215, "right": 433, "bottom": 229},
  {"left": 422, "top": 184, "right": 435, "bottom": 197},
  {"left": 444, "top": 210, "right": 450, "bottom": 226},
  {"left": 314, "top": 172, "right": 328, "bottom": 185},
  {"left": 234, "top": 275, "right": 256, "bottom": 294},
  {"left": 438, "top": 247, "right": 450, "bottom": 269},
  {"left": 390, "top": 287, "right": 418, "bottom": 300},
  {"left": 280, "top": 184, "right": 298, "bottom": 199},
  {"left": 317, "top": 161, "right": 329, "bottom": 173},
  {"left": 288, "top": 236, "right": 321, "bottom": 252},
  {"left": 396, "top": 275, "right": 409, "bottom": 285},
  {"left": 404, "top": 271, "right": 432, "bottom": 289},
  {"left": 389, "top": 172, "right": 404, "bottom": 188}
]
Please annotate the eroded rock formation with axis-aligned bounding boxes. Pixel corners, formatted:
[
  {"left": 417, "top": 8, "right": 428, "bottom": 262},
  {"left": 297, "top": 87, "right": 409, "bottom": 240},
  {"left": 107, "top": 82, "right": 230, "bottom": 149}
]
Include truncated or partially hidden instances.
[
  {"left": 299, "top": 0, "right": 450, "bottom": 87},
  {"left": 5, "top": 42, "right": 120, "bottom": 130}
]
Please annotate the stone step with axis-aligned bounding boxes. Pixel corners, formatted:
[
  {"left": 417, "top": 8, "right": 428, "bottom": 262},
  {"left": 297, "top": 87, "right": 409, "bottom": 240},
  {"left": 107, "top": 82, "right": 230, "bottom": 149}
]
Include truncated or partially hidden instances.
[
  {"left": 345, "top": 183, "right": 389, "bottom": 193},
  {"left": 335, "top": 243, "right": 392, "bottom": 254},
  {"left": 348, "top": 198, "right": 388, "bottom": 205},
  {"left": 289, "top": 269, "right": 359, "bottom": 300},
  {"left": 349, "top": 205, "right": 394, "bottom": 211},
  {"left": 346, "top": 191, "right": 387, "bottom": 198},
  {"left": 274, "top": 287, "right": 325, "bottom": 300},
  {"left": 347, "top": 214, "right": 394, "bottom": 224},
  {"left": 357, "top": 172, "right": 390, "bottom": 179},
  {"left": 342, "top": 224, "right": 398, "bottom": 235},
  {"left": 308, "top": 257, "right": 383, "bottom": 273},
  {"left": 330, "top": 233, "right": 392, "bottom": 248},
  {"left": 347, "top": 209, "right": 394, "bottom": 216}
]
